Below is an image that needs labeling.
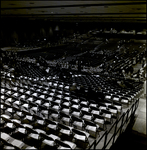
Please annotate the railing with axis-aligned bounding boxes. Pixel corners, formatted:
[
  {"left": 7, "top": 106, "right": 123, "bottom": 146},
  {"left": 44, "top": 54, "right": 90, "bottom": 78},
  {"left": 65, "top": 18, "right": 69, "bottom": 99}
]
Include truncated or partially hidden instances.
[{"left": 93, "top": 98, "right": 139, "bottom": 150}]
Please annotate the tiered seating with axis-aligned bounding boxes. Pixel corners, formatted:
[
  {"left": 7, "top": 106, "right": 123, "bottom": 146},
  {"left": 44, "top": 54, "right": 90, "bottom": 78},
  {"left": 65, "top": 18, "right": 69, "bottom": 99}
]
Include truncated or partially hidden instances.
[
  {"left": 1, "top": 37, "right": 145, "bottom": 149},
  {"left": 1, "top": 75, "right": 100, "bottom": 149}
]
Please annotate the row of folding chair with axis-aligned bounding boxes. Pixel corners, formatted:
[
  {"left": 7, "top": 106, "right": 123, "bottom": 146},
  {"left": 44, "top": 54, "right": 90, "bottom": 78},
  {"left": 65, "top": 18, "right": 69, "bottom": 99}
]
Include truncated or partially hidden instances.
[
  {"left": 1, "top": 73, "right": 141, "bottom": 109},
  {"left": 1, "top": 102, "right": 95, "bottom": 149},
  {"left": 1, "top": 84, "right": 121, "bottom": 118},
  {"left": 1, "top": 91, "right": 118, "bottom": 134}
]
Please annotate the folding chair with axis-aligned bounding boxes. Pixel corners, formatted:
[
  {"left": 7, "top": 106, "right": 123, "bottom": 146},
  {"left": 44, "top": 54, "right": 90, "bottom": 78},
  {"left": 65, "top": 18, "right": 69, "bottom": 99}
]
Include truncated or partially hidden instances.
[
  {"left": 84, "top": 120, "right": 99, "bottom": 138},
  {"left": 55, "top": 139, "right": 72, "bottom": 149},
  {"left": 24, "top": 133, "right": 42, "bottom": 149},
  {"left": 60, "top": 112, "right": 72, "bottom": 126},
  {"left": 40, "top": 133, "right": 56, "bottom": 150},
  {"left": 93, "top": 114, "right": 106, "bottom": 130},
  {"left": 58, "top": 123, "right": 73, "bottom": 141},
  {"left": 81, "top": 110, "right": 94, "bottom": 121},
  {"left": 113, "top": 101, "right": 122, "bottom": 113},
  {"left": 11, "top": 127, "right": 27, "bottom": 141},
  {"left": 60, "top": 104, "right": 71, "bottom": 115},
  {"left": 49, "top": 108, "right": 60, "bottom": 122},
  {"left": 4, "top": 122, "right": 16, "bottom": 134},
  {"left": 108, "top": 105, "right": 118, "bottom": 118},
  {"left": 71, "top": 115, "right": 85, "bottom": 130},
  {"left": 101, "top": 109, "right": 113, "bottom": 124},
  {"left": 72, "top": 128, "right": 90, "bottom": 149},
  {"left": 45, "top": 119, "right": 59, "bottom": 135},
  {"left": 71, "top": 107, "right": 82, "bottom": 118}
]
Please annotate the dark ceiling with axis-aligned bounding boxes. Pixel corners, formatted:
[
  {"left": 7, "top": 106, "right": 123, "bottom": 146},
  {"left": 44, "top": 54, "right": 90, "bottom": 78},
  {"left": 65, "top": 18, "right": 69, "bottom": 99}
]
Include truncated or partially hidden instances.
[{"left": 1, "top": 1, "right": 146, "bottom": 23}]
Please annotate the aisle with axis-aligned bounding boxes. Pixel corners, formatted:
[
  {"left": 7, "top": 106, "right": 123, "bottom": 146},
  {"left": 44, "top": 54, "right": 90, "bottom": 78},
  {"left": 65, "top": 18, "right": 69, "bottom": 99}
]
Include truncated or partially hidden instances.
[
  {"left": 132, "top": 96, "right": 146, "bottom": 136},
  {"left": 110, "top": 95, "right": 146, "bottom": 150}
]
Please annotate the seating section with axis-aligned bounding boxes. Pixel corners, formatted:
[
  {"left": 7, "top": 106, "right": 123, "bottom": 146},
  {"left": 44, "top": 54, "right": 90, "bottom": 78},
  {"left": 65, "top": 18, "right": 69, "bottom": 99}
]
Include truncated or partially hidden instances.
[
  {"left": 0, "top": 68, "right": 144, "bottom": 149},
  {"left": 0, "top": 37, "right": 145, "bottom": 149}
]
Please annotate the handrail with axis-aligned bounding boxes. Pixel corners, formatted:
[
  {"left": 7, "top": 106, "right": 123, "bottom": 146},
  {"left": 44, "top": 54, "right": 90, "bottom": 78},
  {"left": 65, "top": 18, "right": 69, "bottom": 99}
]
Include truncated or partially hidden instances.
[
  {"left": 94, "top": 130, "right": 107, "bottom": 149},
  {"left": 99, "top": 98, "right": 139, "bottom": 150}
]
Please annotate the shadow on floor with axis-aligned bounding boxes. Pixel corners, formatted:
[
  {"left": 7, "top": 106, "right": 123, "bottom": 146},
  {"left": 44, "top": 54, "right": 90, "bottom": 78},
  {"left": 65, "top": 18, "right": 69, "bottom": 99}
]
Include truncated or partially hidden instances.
[{"left": 110, "top": 117, "right": 147, "bottom": 150}]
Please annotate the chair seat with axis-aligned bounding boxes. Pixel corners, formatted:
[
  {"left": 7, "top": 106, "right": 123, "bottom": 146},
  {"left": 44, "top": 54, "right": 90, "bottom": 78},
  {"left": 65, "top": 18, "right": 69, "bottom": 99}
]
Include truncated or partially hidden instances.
[
  {"left": 47, "top": 97, "right": 53, "bottom": 101},
  {"left": 121, "top": 99, "right": 128, "bottom": 104},
  {"left": 94, "top": 118, "right": 104, "bottom": 125},
  {"left": 48, "top": 134, "right": 60, "bottom": 140},
  {"left": 12, "top": 119, "right": 21, "bottom": 125},
  {"left": 62, "top": 117, "right": 71, "bottom": 123},
  {"left": 32, "top": 93, "right": 38, "bottom": 97},
  {"left": 50, "top": 113, "right": 59, "bottom": 119},
  {"left": 28, "top": 133, "right": 39, "bottom": 140},
  {"left": 35, "top": 129, "right": 46, "bottom": 134},
  {"left": 37, "top": 120, "right": 45, "bottom": 125},
  {"left": 43, "top": 103, "right": 50, "bottom": 108},
  {"left": 60, "top": 129, "right": 71, "bottom": 136},
  {"left": 114, "top": 105, "right": 122, "bottom": 112},
  {"left": 30, "top": 107, "right": 38, "bottom": 114},
  {"left": 1, "top": 132, "right": 11, "bottom": 141},
  {"left": 47, "top": 124, "right": 57, "bottom": 130},
  {"left": 72, "top": 99, "right": 80, "bottom": 103},
  {"left": 39, "top": 95, "right": 46, "bottom": 99},
  {"left": 72, "top": 105, "right": 80, "bottom": 109},
  {"left": 99, "top": 106, "right": 107, "bottom": 110},
  {"left": 64, "top": 97, "right": 70, "bottom": 101},
  {"left": 23, "top": 124, "right": 33, "bottom": 129},
  {"left": 74, "top": 134, "right": 86, "bottom": 141},
  {"left": 89, "top": 104, "right": 97, "bottom": 107},
  {"left": 10, "top": 139, "right": 25, "bottom": 149},
  {"left": 42, "top": 139, "right": 55, "bottom": 147},
  {"left": 72, "top": 112, "right": 81, "bottom": 117},
  {"left": 17, "top": 127, "right": 27, "bottom": 134},
  {"left": 56, "top": 95, "right": 62, "bottom": 99},
  {"left": 20, "top": 95, "right": 26, "bottom": 99},
  {"left": 22, "top": 103, "right": 29, "bottom": 109},
  {"left": 27, "top": 97, "right": 34, "bottom": 102},
  {"left": 62, "top": 102, "right": 70, "bottom": 107},
  {"left": 82, "top": 115, "right": 92, "bottom": 121},
  {"left": 109, "top": 109, "right": 118, "bottom": 114},
  {"left": 73, "top": 121, "right": 83, "bottom": 128},
  {"left": 54, "top": 100, "right": 62, "bottom": 104},
  {"left": 13, "top": 101, "right": 21, "bottom": 106},
  {"left": 91, "top": 110, "right": 100, "bottom": 115},
  {"left": 85, "top": 125, "right": 97, "bottom": 132},
  {"left": 62, "top": 108, "right": 70, "bottom": 114},
  {"left": 81, "top": 107, "right": 89, "bottom": 112},
  {"left": 25, "top": 146, "right": 36, "bottom": 149},
  {"left": 63, "top": 141, "right": 76, "bottom": 149},
  {"left": 35, "top": 100, "right": 42, "bottom": 105},
  {"left": 52, "top": 105, "right": 60, "bottom": 111}
]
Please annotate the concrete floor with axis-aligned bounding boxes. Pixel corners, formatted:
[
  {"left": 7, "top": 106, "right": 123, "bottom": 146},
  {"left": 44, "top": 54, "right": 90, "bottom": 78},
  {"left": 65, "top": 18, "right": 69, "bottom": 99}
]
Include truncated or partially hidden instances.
[
  {"left": 109, "top": 94, "right": 146, "bottom": 150},
  {"left": 132, "top": 95, "right": 146, "bottom": 136}
]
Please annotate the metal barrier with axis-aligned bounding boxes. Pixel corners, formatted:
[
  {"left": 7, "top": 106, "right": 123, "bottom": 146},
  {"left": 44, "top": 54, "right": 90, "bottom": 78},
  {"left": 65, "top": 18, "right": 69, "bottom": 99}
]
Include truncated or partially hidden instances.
[{"left": 94, "top": 98, "right": 139, "bottom": 150}]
